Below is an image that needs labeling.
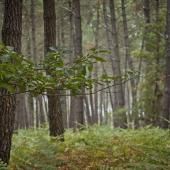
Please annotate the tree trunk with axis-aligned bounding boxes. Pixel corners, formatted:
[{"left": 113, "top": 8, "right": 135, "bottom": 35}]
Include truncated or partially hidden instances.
[
  {"left": 0, "top": 0, "right": 4, "bottom": 41},
  {"left": 109, "top": 0, "right": 126, "bottom": 128},
  {"left": 109, "top": 0, "right": 125, "bottom": 108},
  {"left": 43, "top": 0, "right": 64, "bottom": 137},
  {"left": 93, "top": 0, "right": 100, "bottom": 124},
  {"left": 143, "top": 0, "right": 150, "bottom": 24},
  {"left": 70, "top": 0, "right": 84, "bottom": 128},
  {"left": 58, "top": 1, "right": 68, "bottom": 129},
  {"left": 121, "top": 0, "right": 138, "bottom": 127},
  {"left": 161, "top": 0, "right": 170, "bottom": 128},
  {"left": 0, "top": 0, "right": 22, "bottom": 164},
  {"left": 152, "top": 0, "right": 161, "bottom": 126},
  {"left": 31, "top": 0, "right": 37, "bottom": 63},
  {"left": 14, "top": 1, "right": 31, "bottom": 131},
  {"left": 102, "top": 0, "right": 115, "bottom": 111},
  {"left": 84, "top": 93, "right": 92, "bottom": 125}
]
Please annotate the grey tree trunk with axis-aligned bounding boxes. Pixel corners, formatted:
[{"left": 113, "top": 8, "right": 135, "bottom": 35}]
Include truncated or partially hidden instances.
[
  {"left": 15, "top": 1, "right": 31, "bottom": 130},
  {"left": 143, "top": 0, "right": 150, "bottom": 24},
  {"left": 84, "top": 93, "right": 92, "bottom": 125},
  {"left": 92, "top": 0, "right": 100, "bottom": 124},
  {"left": 109, "top": 0, "right": 125, "bottom": 108},
  {"left": 70, "top": 0, "right": 84, "bottom": 128},
  {"left": 58, "top": 1, "right": 68, "bottom": 129},
  {"left": 121, "top": 0, "right": 137, "bottom": 127},
  {"left": 102, "top": 0, "right": 115, "bottom": 112},
  {"left": 161, "top": 0, "right": 170, "bottom": 128},
  {"left": 0, "top": 0, "right": 3, "bottom": 41},
  {"left": 31, "top": 0, "right": 46, "bottom": 128},
  {"left": 68, "top": 0, "right": 74, "bottom": 128}
]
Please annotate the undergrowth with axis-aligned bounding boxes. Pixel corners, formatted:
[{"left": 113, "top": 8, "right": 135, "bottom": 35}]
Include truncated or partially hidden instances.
[{"left": 9, "top": 126, "right": 170, "bottom": 170}]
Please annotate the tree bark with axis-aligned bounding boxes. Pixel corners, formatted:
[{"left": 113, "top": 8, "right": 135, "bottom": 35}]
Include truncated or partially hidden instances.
[
  {"left": 0, "top": 0, "right": 22, "bottom": 164},
  {"left": 70, "top": 0, "right": 84, "bottom": 128},
  {"left": 102, "top": 0, "right": 115, "bottom": 112},
  {"left": 0, "top": 0, "right": 3, "bottom": 41},
  {"left": 43, "top": 0, "right": 64, "bottom": 137},
  {"left": 152, "top": 0, "right": 161, "bottom": 126},
  {"left": 121, "top": 0, "right": 138, "bottom": 127},
  {"left": 92, "top": 0, "right": 100, "bottom": 124},
  {"left": 109, "top": 0, "right": 125, "bottom": 108},
  {"left": 109, "top": 0, "right": 127, "bottom": 128},
  {"left": 161, "top": 0, "right": 170, "bottom": 128},
  {"left": 143, "top": 0, "right": 150, "bottom": 24}
]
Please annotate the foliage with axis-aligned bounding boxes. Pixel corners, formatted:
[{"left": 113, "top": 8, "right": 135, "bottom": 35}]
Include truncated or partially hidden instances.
[
  {"left": 9, "top": 126, "right": 170, "bottom": 169},
  {"left": 43, "top": 48, "right": 107, "bottom": 94},
  {"left": 0, "top": 44, "right": 49, "bottom": 95},
  {"left": 0, "top": 160, "right": 7, "bottom": 170},
  {"left": 130, "top": 6, "right": 166, "bottom": 122},
  {"left": 0, "top": 45, "right": 107, "bottom": 96}
]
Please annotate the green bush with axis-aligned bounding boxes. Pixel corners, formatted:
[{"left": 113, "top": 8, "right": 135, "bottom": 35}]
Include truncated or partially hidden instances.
[{"left": 0, "top": 160, "right": 7, "bottom": 170}]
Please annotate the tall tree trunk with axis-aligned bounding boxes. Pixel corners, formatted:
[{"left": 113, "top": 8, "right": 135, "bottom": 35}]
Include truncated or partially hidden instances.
[
  {"left": 161, "top": 0, "right": 170, "bottom": 128},
  {"left": 152, "top": 0, "right": 161, "bottom": 126},
  {"left": 0, "top": 0, "right": 3, "bottom": 41},
  {"left": 0, "top": 0, "right": 22, "bottom": 164},
  {"left": 92, "top": 0, "right": 100, "bottom": 124},
  {"left": 58, "top": 1, "right": 68, "bottom": 129},
  {"left": 102, "top": 0, "right": 115, "bottom": 110},
  {"left": 43, "top": 0, "right": 64, "bottom": 137},
  {"left": 70, "top": 0, "right": 84, "bottom": 128},
  {"left": 109, "top": 0, "right": 124, "bottom": 107},
  {"left": 143, "top": 0, "right": 150, "bottom": 24},
  {"left": 109, "top": 0, "right": 126, "bottom": 128},
  {"left": 99, "top": 90, "right": 104, "bottom": 125},
  {"left": 32, "top": 0, "right": 47, "bottom": 127},
  {"left": 143, "top": 0, "right": 150, "bottom": 53},
  {"left": 84, "top": 93, "right": 92, "bottom": 125},
  {"left": 31, "top": 0, "right": 37, "bottom": 63},
  {"left": 121, "top": 0, "right": 138, "bottom": 127}
]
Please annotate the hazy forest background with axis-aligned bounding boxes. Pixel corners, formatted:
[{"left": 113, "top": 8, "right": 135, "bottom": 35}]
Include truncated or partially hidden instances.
[{"left": 0, "top": 0, "right": 170, "bottom": 169}]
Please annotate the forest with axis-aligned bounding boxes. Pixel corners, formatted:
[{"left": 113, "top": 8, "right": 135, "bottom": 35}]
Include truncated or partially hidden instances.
[{"left": 0, "top": 0, "right": 170, "bottom": 169}]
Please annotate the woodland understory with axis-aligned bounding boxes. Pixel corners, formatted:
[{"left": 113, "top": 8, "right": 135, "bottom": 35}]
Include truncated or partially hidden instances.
[{"left": 0, "top": 0, "right": 170, "bottom": 169}]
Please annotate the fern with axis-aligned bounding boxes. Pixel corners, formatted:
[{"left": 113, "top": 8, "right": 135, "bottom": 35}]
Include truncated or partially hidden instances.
[{"left": 9, "top": 126, "right": 170, "bottom": 170}]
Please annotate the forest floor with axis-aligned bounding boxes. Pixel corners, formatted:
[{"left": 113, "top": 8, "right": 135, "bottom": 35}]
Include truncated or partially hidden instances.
[{"left": 7, "top": 126, "right": 170, "bottom": 170}]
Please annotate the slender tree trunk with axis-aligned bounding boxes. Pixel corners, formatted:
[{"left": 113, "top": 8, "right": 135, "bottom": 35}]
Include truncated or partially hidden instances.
[
  {"left": 15, "top": 7, "right": 28, "bottom": 130},
  {"left": 58, "top": 1, "right": 68, "bottom": 129},
  {"left": 35, "top": 100, "right": 39, "bottom": 128},
  {"left": 161, "top": 0, "right": 170, "bottom": 128},
  {"left": 102, "top": 0, "right": 115, "bottom": 111},
  {"left": 31, "top": 0, "right": 37, "bottom": 63},
  {"left": 43, "top": 0, "right": 64, "bottom": 137},
  {"left": 0, "top": 0, "right": 3, "bottom": 41},
  {"left": 109, "top": 0, "right": 126, "bottom": 128},
  {"left": 152, "top": 0, "right": 161, "bottom": 126},
  {"left": 84, "top": 93, "right": 92, "bottom": 125},
  {"left": 15, "top": 95, "right": 29, "bottom": 129},
  {"left": 38, "top": 96, "right": 46, "bottom": 125},
  {"left": 70, "top": 0, "right": 84, "bottom": 128},
  {"left": 93, "top": 0, "right": 100, "bottom": 124},
  {"left": 30, "top": 0, "right": 46, "bottom": 127},
  {"left": 0, "top": 0, "right": 22, "bottom": 164},
  {"left": 60, "top": 0, "right": 65, "bottom": 47},
  {"left": 109, "top": 0, "right": 124, "bottom": 107},
  {"left": 121, "top": 0, "right": 138, "bottom": 127},
  {"left": 143, "top": 0, "right": 150, "bottom": 53},
  {"left": 143, "top": 0, "right": 150, "bottom": 24},
  {"left": 99, "top": 90, "right": 104, "bottom": 125}
]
